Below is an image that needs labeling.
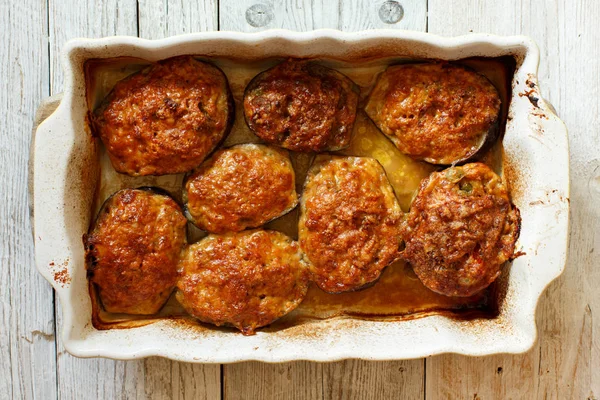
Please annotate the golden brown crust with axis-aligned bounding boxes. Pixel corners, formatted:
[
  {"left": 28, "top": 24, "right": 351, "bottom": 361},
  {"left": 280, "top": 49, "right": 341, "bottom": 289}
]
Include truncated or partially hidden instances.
[
  {"left": 365, "top": 63, "right": 501, "bottom": 165},
  {"left": 176, "top": 230, "right": 310, "bottom": 335},
  {"left": 243, "top": 59, "right": 359, "bottom": 152},
  {"left": 298, "top": 156, "right": 404, "bottom": 293},
  {"left": 183, "top": 144, "right": 297, "bottom": 233},
  {"left": 402, "top": 163, "right": 521, "bottom": 297},
  {"left": 84, "top": 188, "right": 187, "bottom": 314},
  {"left": 93, "top": 56, "right": 234, "bottom": 176}
]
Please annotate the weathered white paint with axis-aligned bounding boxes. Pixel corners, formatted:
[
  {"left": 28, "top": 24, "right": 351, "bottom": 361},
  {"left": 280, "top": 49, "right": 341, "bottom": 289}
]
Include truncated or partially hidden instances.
[
  {"left": 0, "top": 0, "right": 56, "bottom": 398},
  {"left": 47, "top": 0, "right": 220, "bottom": 399},
  {"left": 4, "top": 1, "right": 598, "bottom": 399}
]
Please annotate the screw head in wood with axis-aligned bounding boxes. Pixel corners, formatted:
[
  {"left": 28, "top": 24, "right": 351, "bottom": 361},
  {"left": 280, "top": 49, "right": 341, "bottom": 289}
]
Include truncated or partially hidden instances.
[
  {"left": 246, "top": 3, "right": 274, "bottom": 27},
  {"left": 379, "top": 1, "right": 404, "bottom": 24}
]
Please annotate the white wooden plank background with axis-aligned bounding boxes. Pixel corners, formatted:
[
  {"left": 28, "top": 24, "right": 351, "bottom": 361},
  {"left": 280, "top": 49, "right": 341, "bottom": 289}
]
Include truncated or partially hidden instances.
[
  {"left": 1, "top": 0, "right": 56, "bottom": 399},
  {"left": 1, "top": 0, "right": 598, "bottom": 398}
]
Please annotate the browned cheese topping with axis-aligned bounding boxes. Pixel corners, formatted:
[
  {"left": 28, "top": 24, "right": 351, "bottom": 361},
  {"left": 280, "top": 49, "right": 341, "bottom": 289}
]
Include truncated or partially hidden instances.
[
  {"left": 243, "top": 60, "right": 359, "bottom": 152},
  {"left": 176, "top": 230, "right": 310, "bottom": 335},
  {"left": 365, "top": 63, "right": 501, "bottom": 165},
  {"left": 184, "top": 144, "right": 297, "bottom": 233},
  {"left": 299, "top": 156, "right": 404, "bottom": 293},
  {"left": 84, "top": 189, "right": 187, "bottom": 314},
  {"left": 93, "top": 56, "right": 233, "bottom": 176},
  {"left": 402, "top": 163, "right": 521, "bottom": 297}
]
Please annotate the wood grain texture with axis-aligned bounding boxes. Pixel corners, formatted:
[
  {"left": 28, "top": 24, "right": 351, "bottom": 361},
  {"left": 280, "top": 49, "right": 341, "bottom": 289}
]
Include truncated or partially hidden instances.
[
  {"left": 427, "top": 1, "right": 599, "bottom": 399},
  {"left": 224, "top": 362, "right": 323, "bottom": 400},
  {"left": 48, "top": 1, "right": 139, "bottom": 398},
  {"left": 323, "top": 360, "right": 424, "bottom": 400},
  {"left": 138, "top": 0, "right": 218, "bottom": 39},
  {"left": 137, "top": 3, "right": 222, "bottom": 399},
  {"left": 219, "top": 0, "right": 426, "bottom": 31},
  {"left": 219, "top": 0, "right": 339, "bottom": 31},
  {"left": 5, "top": 0, "right": 599, "bottom": 399},
  {"left": 339, "top": 0, "right": 427, "bottom": 31},
  {"left": 220, "top": 2, "right": 427, "bottom": 399},
  {"left": 48, "top": 1, "right": 221, "bottom": 399},
  {"left": 0, "top": 0, "right": 56, "bottom": 399}
]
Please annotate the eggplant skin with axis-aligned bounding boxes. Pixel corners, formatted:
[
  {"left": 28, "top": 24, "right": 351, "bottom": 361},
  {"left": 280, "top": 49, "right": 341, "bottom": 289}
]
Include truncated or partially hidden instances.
[
  {"left": 365, "top": 63, "right": 501, "bottom": 165},
  {"left": 92, "top": 56, "right": 234, "bottom": 176},
  {"left": 298, "top": 155, "right": 404, "bottom": 293},
  {"left": 84, "top": 188, "right": 187, "bottom": 315},
  {"left": 243, "top": 59, "right": 360, "bottom": 152},
  {"left": 402, "top": 163, "right": 521, "bottom": 297},
  {"left": 176, "top": 229, "right": 310, "bottom": 335},
  {"left": 183, "top": 144, "right": 297, "bottom": 234}
]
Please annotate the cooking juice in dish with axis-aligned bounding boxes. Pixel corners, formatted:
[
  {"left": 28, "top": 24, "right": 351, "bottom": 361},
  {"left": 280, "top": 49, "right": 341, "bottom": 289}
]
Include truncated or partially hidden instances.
[{"left": 85, "top": 55, "right": 515, "bottom": 330}]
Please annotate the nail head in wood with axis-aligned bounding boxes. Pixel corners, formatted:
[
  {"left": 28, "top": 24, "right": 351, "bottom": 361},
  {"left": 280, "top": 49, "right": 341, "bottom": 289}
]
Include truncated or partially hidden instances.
[
  {"left": 246, "top": 3, "right": 274, "bottom": 27},
  {"left": 379, "top": 1, "right": 404, "bottom": 24}
]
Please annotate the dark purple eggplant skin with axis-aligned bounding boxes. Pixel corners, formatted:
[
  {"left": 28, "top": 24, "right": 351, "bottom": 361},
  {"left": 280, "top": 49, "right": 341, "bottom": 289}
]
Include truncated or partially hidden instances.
[{"left": 450, "top": 118, "right": 500, "bottom": 166}]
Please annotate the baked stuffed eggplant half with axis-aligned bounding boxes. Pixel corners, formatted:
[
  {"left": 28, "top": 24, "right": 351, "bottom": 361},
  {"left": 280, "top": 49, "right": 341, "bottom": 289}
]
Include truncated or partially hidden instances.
[
  {"left": 243, "top": 59, "right": 360, "bottom": 152},
  {"left": 365, "top": 63, "right": 501, "bottom": 165},
  {"left": 84, "top": 188, "right": 187, "bottom": 314},
  {"left": 402, "top": 163, "right": 521, "bottom": 297},
  {"left": 92, "top": 56, "right": 234, "bottom": 176},
  {"left": 176, "top": 229, "right": 310, "bottom": 335},
  {"left": 183, "top": 144, "right": 297, "bottom": 233},
  {"left": 298, "top": 155, "right": 404, "bottom": 293}
]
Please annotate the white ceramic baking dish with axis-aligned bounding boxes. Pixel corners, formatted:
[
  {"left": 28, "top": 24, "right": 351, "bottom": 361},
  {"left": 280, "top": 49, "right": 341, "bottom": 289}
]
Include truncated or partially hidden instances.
[{"left": 30, "top": 30, "right": 569, "bottom": 362}]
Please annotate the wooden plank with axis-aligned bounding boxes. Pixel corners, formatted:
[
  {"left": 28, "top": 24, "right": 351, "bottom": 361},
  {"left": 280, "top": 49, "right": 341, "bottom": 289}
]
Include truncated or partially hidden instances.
[
  {"left": 219, "top": 0, "right": 339, "bottom": 31},
  {"left": 135, "top": 2, "right": 222, "bottom": 398},
  {"left": 0, "top": 0, "right": 57, "bottom": 398},
  {"left": 220, "top": 0, "right": 426, "bottom": 32},
  {"left": 138, "top": 0, "right": 218, "bottom": 39},
  {"left": 530, "top": 0, "right": 599, "bottom": 398},
  {"left": 220, "top": 5, "right": 333, "bottom": 397},
  {"left": 339, "top": 0, "right": 427, "bottom": 31},
  {"left": 427, "top": 1, "right": 598, "bottom": 398},
  {"left": 48, "top": 0, "right": 138, "bottom": 93},
  {"left": 224, "top": 362, "right": 323, "bottom": 400},
  {"left": 323, "top": 360, "right": 424, "bottom": 399},
  {"left": 48, "top": 1, "right": 217, "bottom": 399},
  {"left": 48, "top": 0, "right": 139, "bottom": 398},
  {"left": 220, "top": 2, "right": 427, "bottom": 399}
]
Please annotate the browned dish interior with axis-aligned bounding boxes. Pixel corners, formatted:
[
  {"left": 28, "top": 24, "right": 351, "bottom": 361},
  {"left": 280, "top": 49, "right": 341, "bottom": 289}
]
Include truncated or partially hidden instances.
[{"left": 85, "top": 55, "right": 516, "bottom": 332}]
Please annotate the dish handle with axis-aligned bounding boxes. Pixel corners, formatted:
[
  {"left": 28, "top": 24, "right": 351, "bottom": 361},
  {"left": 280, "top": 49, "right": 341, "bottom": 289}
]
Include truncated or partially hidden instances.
[{"left": 28, "top": 93, "right": 63, "bottom": 239}]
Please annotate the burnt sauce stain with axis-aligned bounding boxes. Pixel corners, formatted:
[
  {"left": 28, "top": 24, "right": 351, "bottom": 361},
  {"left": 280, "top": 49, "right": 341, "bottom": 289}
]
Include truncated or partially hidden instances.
[
  {"left": 521, "top": 78, "right": 540, "bottom": 108},
  {"left": 86, "top": 55, "right": 516, "bottom": 331}
]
